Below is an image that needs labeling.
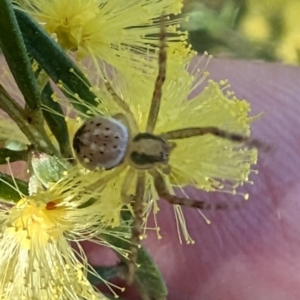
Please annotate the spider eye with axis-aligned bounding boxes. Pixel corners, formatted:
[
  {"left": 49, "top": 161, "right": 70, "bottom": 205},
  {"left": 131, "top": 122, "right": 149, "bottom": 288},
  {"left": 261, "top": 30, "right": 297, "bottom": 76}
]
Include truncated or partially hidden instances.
[
  {"left": 130, "top": 151, "right": 167, "bottom": 166},
  {"left": 130, "top": 151, "right": 157, "bottom": 165},
  {"left": 72, "top": 116, "right": 129, "bottom": 170}
]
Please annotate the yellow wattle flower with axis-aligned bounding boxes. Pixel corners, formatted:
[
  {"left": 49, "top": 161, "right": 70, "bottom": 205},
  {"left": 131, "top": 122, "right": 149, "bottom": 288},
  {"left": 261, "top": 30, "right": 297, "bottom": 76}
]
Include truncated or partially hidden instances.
[
  {"left": 15, "top": 0, "right": 187, "bottom": 80},
  {"left": 276, "top": 1, "right": 300, "bottom": 64},
  {"left": 55, "top": 49, "right": 257, "bottom": 242},
  {"left": 0, "top": 166, "right": 128, "bottom": 299},
  {"left": 241, "top": 0, "right": 300, "bottom": 64}
]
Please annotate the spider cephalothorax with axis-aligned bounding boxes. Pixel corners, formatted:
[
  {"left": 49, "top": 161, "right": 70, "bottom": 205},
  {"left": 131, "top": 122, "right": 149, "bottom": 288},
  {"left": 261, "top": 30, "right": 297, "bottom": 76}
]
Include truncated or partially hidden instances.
[
  {"left": 130, "top": 133, "right": 174, "bottom": 169},
  {"left": 72, "top": 14, "right": 267, "bottom": 285}
]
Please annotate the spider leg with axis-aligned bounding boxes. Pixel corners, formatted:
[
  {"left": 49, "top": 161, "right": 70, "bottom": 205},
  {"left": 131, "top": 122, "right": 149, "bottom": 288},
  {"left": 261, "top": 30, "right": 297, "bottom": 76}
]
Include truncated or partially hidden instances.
[
  {"left": 160, "top": 127, "right": 270, "bottom": 150},
  {"left": 146, "top": 13, "right": 167, "bottom": 133},
  {"left": 158, "top": 163, "right": 172, "bottom": 175},
  {"left": 86, "top": 165, "right": 126, "bottom": 191},
  {"left": 103, "top": 78, "right": 138, "bottom": 131},
  {"left": 121, "top": 167, "right": 136, "bottom": 204},
  {"left": 127, "top": 172, "right": 146, "bottom": 285},
  {"left": 112, "top": 112, "right": 132, "bottom": 134},
  {"left": 151, "top": 168, "right": 242, "bottom": 210}
]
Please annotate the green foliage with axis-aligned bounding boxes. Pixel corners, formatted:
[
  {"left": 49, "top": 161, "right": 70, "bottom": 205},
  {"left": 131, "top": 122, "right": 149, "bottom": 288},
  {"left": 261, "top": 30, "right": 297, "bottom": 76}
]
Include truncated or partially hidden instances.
[
  {"left": 14, "top": 9, "right": 101, "bottom": 114},
  {"left": 0, "top": 172, "right": 28, "bottom": 202}
]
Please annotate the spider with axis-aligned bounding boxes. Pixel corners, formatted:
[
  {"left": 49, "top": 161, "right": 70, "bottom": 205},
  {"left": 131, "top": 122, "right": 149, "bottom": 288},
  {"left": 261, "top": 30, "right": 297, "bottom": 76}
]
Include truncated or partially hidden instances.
[{"left": 72, "top": 14, "right": 267, "bottom": 285}]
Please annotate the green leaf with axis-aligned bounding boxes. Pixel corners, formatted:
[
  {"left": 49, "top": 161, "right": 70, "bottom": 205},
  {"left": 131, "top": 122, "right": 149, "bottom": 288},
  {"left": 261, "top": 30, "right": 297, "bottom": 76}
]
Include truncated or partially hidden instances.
[
  {"left": 0, "top": 172, "right": 28, "bottom": 202},
  {"left": 4, "top": 141, "right": 27, "bottom": 151},
  {"left": 98, "top": 228, "right": 168, "bottom": 300},
  {"left": 88, "top": 265, "right": 126, "bottom": 285},
  {"left": 31, "top": 152, "right": 71, "bottom": 188},
  {"left": 28, "top": 174, "right": 44, "bottom": 195},
  {"left": 134, "top": 247, "right": 167, "bottom": 300},
  {"left": 0, "top": 0, "right": 41, "bottom": 111},
  {"left": 14, "top": 9, "right": 100, "bottom": 114},
  {"left": 0, "top": 148, "right": 28, "bottom": 164},
  {"left": 41, "top": 81, "right": 72, "bottom": 158}
]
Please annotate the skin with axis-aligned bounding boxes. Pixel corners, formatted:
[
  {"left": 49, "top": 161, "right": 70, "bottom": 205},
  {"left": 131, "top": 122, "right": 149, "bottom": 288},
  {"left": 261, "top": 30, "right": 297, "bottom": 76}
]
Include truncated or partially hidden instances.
[{"left": 83, "top": 57, "right": 300, "bottom": 300}]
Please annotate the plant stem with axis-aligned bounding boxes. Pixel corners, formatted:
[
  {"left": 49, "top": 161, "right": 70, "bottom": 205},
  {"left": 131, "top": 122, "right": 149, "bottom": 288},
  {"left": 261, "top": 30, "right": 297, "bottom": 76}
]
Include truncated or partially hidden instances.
[{"left": 0, "top": 84, "right": 59, "bottom": 156}]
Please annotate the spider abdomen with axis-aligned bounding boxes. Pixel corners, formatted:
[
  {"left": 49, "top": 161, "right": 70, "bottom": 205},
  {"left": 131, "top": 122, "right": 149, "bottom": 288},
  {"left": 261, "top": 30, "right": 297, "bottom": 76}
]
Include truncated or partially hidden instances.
[{"left": 73, "top": 116, "right": 129, "bottom": 170}]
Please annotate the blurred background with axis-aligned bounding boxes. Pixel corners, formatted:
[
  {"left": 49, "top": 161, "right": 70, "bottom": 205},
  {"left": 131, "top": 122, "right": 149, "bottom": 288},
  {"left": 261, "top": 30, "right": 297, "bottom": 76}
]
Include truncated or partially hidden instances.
[{"left": 182, "top": 0, "right": 300, "bottom": 65}]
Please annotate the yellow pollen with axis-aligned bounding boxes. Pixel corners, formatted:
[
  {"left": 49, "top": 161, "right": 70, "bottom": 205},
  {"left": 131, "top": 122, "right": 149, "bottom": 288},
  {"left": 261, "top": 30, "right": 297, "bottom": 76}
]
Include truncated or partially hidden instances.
[{"left": 7, "top": 198, "right": 65, "bottom": 249}]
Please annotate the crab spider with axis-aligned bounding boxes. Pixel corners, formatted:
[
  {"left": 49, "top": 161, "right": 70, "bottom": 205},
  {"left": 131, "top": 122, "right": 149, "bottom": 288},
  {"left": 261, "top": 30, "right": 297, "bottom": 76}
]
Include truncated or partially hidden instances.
[{"left": 72, "top": 14, "right": 267, "bottom": 285}]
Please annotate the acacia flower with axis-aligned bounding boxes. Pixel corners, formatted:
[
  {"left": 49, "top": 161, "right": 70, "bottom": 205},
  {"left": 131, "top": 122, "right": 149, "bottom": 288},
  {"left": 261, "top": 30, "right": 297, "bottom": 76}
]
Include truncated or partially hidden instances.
[
  {"left": 53, "top": 46, "right": 257, "bottom": 243},
  {"left": 15, "top": 0, "right": 187, "bottom": 80},
  {"left": 0, "top": 164, "right": 128, "bottom": 299},
  {"left": 240, "top": 0, "right": 300, "bottom": 64},
  {"left": 0, "top": 60, "right": 128, "bottom": 228}
]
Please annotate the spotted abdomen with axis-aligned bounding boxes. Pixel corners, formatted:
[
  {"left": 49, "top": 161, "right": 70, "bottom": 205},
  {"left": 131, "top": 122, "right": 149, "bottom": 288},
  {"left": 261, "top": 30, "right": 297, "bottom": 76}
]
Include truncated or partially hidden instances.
[{"left": 73, "top": 116, "right": 129, "bottom": 170}]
